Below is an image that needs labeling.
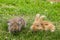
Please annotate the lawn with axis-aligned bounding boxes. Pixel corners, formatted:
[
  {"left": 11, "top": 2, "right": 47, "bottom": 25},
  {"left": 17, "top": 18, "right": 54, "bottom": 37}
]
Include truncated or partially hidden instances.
[{"left": 0, "top": 0, "right": 60, "bottom": 40}]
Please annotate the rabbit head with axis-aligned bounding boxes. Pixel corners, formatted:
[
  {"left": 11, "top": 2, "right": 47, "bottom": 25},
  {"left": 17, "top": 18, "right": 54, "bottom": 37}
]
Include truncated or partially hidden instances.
[
  {"left": 30, "top": 14, "right": 43, "bottom": 31},
  {"left": 30, "top": 22, "right": 43, "bottom": 31}
]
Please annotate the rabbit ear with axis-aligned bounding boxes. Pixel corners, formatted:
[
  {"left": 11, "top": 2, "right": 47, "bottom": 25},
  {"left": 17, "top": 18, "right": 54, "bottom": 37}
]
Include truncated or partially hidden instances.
[
  {"left": 39, "top": 15, "right": 46, "bottom": 21},
  {"left": 35, "top": 14, "right": 40, "bottom": 21},
  {"left": 40, "top": 15, "right": 46, "bottom": 19}
]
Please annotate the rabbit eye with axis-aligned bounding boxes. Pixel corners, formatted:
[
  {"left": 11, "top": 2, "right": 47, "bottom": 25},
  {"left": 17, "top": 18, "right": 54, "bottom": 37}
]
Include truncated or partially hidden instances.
[
  {"left": 36, "top": 25, "right": 39, "bottom": 27},
  {"left": 45, "top": 24, "right": 48, "bottom": 25},
  {"left": 41, "top": 23, "right": 43, "bottom": 25}
]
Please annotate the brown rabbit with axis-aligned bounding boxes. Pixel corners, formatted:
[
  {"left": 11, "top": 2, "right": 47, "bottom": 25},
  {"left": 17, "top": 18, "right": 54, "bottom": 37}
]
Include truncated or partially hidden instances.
[
  {"left": 30, "top": 14, "right": 55, "bottom": 32},
  {"left": 7, "top": 17, "right": 26, "bottom": 33},
  {"left": 30, "top": 14, "right": 43, "bottom": 31}
]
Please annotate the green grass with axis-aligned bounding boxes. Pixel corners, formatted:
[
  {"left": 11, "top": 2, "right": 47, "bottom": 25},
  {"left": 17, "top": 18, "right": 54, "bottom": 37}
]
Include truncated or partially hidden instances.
[{"left": 0, "top": 0, "right": 60, "bottom": 40}]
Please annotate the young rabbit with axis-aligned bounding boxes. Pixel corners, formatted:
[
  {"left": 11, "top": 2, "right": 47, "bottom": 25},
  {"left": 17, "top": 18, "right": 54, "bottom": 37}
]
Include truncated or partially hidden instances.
[
  {"left": 30, "top": 14, "right": 43, "bottom": 31},
  {"left": 30, "top": 14, "right": 55, "bottom": 32},
  {"left": 7, "top": 17, "right": 26, "bottom": 33}
]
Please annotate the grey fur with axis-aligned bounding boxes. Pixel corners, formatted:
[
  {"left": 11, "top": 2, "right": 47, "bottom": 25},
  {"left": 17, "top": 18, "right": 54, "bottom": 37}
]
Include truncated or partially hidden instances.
[{"left": 7, "top": 17, "right": 26, "bottom": 33}]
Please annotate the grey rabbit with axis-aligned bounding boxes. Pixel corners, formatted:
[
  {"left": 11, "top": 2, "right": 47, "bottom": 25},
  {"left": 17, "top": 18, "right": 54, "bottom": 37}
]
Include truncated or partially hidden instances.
[{"left": 7, "top": 17, "right": 26, "bottom": 33}]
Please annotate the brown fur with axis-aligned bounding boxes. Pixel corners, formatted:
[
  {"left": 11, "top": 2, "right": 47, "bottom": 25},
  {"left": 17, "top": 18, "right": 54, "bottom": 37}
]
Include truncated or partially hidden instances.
[
  {"left": 40, "top": 21, "right": 55, "bottom": 32},
  {"left": 30, "top": 14, "right": 43, "bottom": 31}
]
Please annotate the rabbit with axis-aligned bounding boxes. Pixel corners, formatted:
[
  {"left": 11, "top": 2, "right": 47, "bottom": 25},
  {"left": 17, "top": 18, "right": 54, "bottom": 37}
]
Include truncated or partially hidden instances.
[
  {"left": 7, "top": 17, "right": 26, "bottom": 33},
  {"left": 30, "top": 14, "right": 43, "bottom": 31},
  {"left": 30, "top": 14, "right": 55, "bottom": 32}
]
